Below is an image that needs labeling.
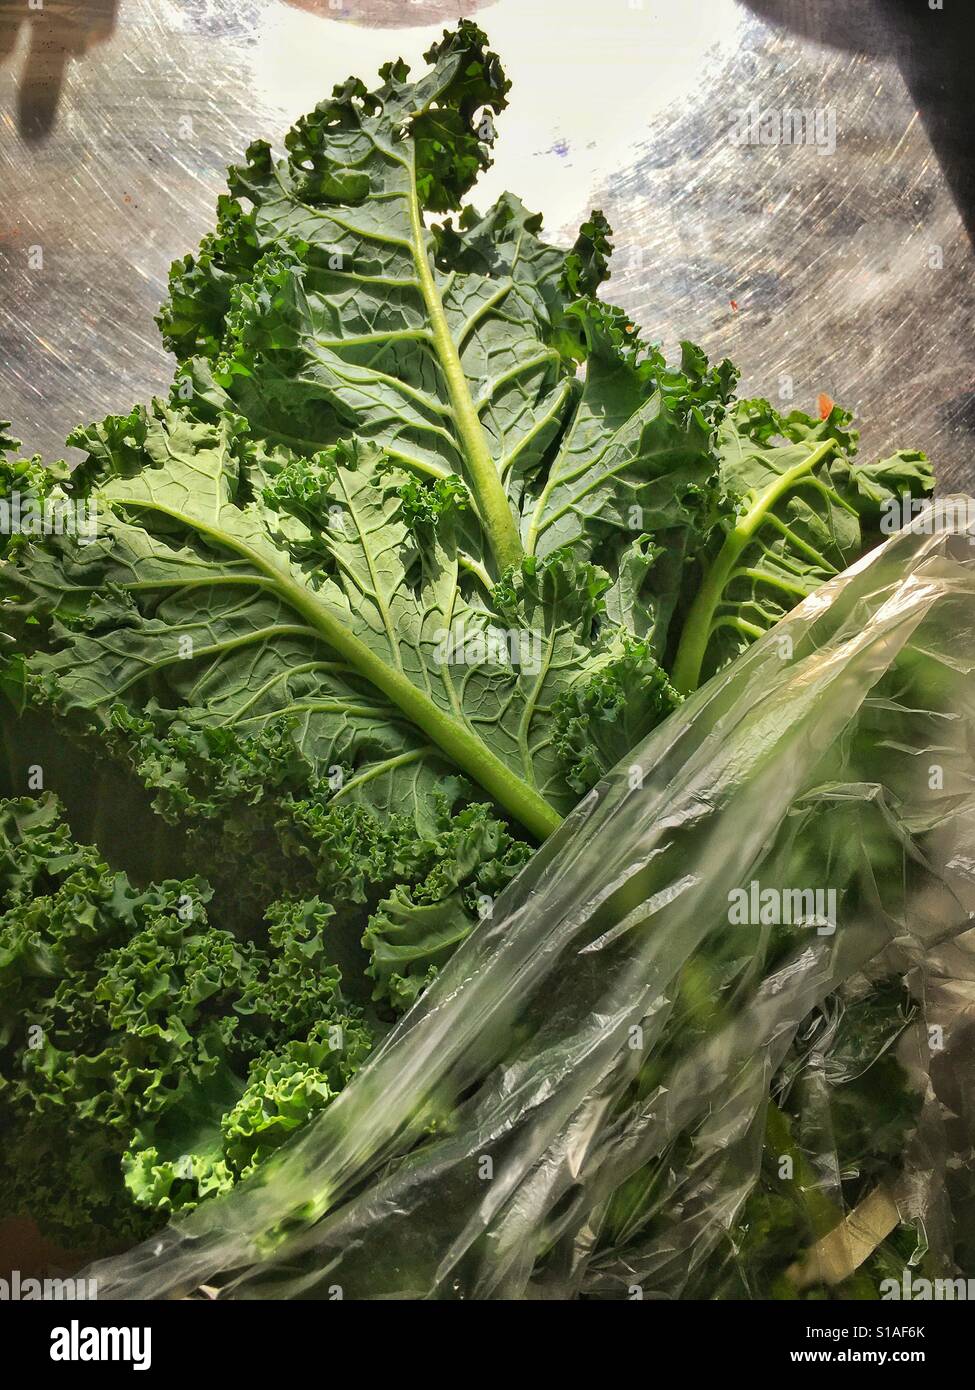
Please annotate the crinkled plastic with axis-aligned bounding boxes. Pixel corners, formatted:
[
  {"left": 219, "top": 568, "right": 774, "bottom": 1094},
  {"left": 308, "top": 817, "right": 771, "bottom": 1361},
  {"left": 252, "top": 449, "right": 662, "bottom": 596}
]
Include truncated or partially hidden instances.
[{"left": 88, "top": 500, "right": 975, "bottom": 1300}]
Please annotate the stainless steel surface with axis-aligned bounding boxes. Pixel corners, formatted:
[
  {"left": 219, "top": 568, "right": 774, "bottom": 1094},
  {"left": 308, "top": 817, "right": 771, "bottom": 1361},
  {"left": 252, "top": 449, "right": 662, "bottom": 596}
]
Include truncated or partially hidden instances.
[{"left": 0, "top": 0, "right": 972, "bottom": 484}]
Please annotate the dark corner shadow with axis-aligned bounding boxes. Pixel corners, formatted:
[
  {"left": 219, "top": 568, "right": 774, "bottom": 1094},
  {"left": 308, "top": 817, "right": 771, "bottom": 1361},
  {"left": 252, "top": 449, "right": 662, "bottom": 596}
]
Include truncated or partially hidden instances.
[
  {"left": 741, "top": 0, "right": 975, "bottom": 244},
  {"left": 284, "top": 0, "right": 498, "bottom": 29},
  {"left": 0, "top": 0, "right": 118, "bottom": 142}
]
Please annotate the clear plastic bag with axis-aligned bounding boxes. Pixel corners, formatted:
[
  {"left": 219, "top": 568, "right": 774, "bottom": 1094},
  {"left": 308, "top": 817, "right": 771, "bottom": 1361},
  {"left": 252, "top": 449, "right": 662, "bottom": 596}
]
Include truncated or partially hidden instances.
[{"left": 88, "top": 500, "right": 975, "bottom": 1300}]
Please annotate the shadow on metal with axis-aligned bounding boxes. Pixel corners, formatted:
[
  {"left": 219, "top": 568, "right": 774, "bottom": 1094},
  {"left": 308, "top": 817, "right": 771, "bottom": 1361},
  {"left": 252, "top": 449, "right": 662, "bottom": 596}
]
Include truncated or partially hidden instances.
[
  {"left": 743, "top": 0, "right": 975, "bottom": 243},
  {"left": 0, "top": 0, "right": 118, "bottom": 141}
]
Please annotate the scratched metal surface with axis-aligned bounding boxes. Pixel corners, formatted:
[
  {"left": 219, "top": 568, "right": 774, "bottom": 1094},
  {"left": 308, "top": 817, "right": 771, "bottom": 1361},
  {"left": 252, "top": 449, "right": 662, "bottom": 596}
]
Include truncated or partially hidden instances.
[{"left": 0, "top": 0, "right": 972, "bottom": 486}]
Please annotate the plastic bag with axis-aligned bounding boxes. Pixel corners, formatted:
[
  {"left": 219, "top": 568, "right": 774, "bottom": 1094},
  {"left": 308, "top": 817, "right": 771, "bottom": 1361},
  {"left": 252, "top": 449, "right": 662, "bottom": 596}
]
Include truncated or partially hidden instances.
[{"left": 88, "top": 500, "right": 975, "bottom": 1300}]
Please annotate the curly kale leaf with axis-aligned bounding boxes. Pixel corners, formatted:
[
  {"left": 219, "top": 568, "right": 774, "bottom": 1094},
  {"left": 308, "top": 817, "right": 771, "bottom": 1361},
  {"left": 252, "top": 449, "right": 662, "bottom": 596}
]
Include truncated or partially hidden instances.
[
  {"left": 552, "top": 635, "right": 682, "bottom": 794},
  {"left": 0, "top": 794, "right": 373, "bottom": 1246},
  {"left": 0, "top": 25, "right": 758, "bottom": 847},
  {"left": 669, "top": 402, "right": 933, "bottom": 692},
  {"left": 2, "top": 402, "right": 669, "bottom": 839},
  {"left": 363, "top": 802, "right": 532, "bottom": 1012}
]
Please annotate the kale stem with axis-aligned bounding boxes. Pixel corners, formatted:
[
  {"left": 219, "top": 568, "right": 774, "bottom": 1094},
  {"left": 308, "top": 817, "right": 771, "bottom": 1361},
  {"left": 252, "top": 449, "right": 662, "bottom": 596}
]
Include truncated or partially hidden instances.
[{"left": 405, "top": 162, "right": 524, "bottom": 573}]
